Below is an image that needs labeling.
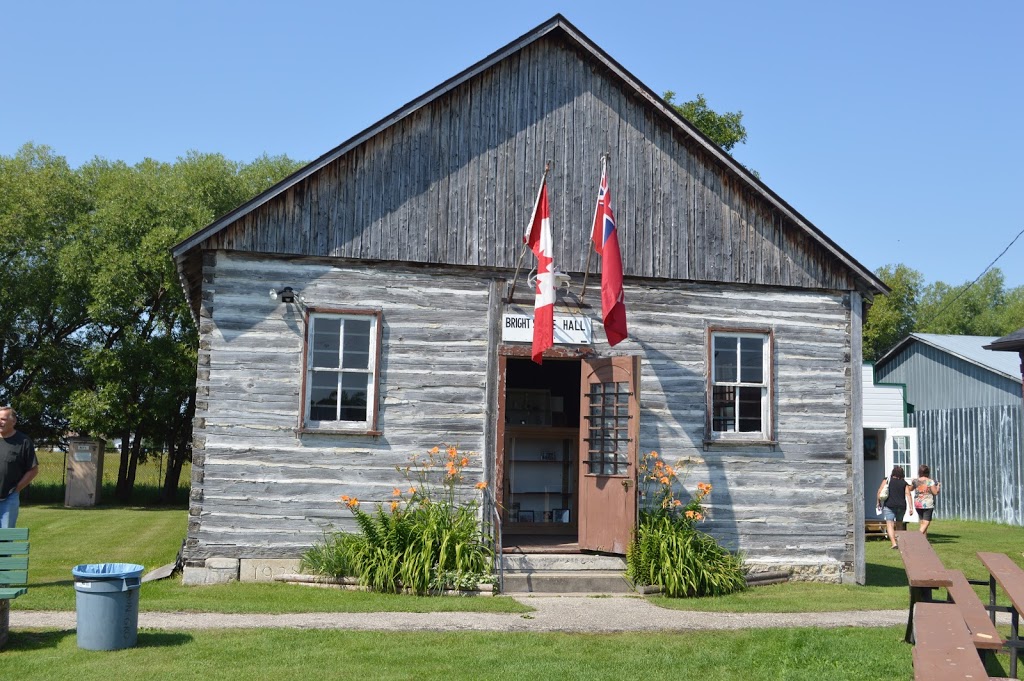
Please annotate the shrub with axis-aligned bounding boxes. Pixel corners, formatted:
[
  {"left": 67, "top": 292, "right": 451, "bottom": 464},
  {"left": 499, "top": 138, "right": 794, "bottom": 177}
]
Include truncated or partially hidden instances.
[
  {"left": 626, "top": 451, "right": 746, "bottom": 598},
  {"left": 303, "top": 445, "right": 493, "bottom": 595}
]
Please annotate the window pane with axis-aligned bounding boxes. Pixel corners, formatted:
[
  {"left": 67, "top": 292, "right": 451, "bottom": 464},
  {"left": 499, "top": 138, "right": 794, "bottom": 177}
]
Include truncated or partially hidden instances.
[
  {"left": 712, "top": 385, "right": 735, "bottom": 432},
  {"left": 737, "top": 386, "right": 763, "bottom": 432},
  {"left": 714, "top": 336, "right": 738, "bottom": 382},
  {"left": 739, "top": 337, "right": 764, "bottom": 383},
  {"left": 309, "top": 372, "right": 339, "bottom": 421},
  {"left": 342, "top": 319, "right": 372, "bottom": 370},
  {"left": 339, "top": 373, "right": 369, "bottom": 421},
  {"left": 312, "top": 318, "right": 341, "bottom": 369}
]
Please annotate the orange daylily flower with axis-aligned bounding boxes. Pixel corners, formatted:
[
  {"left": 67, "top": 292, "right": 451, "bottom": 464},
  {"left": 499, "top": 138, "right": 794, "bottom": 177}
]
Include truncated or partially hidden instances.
[
  {"left": 672, "top": 499, "right": 682, "bottom": 507},
  {"left": 393, "top": 488, "right": 402, "bottom": 497},
  {"left": 475, "top": 482, "right": 488, "bottom": 490},
  {"left": 390, "top": 501, "right": 399, "bottom": 512},
  {"left": 408, "top": 487, "right": 417, "bottom": 495},
  {"left": 659, "top": 476, "right": 670, "bottom": 485},
  {"left": 460, "top": 457, "right": 469, "bottom": 467},
  {"left": 429, "top": 446, "right": 440, "bottom": 454}
]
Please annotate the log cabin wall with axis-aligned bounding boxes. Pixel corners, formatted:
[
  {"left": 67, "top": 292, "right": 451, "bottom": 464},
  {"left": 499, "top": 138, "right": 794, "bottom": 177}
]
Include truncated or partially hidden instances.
[
  {"left": 190, "top": 252, "right": 493, "bottom": 561},
  {"left": 201, "top": 36, "right": 857, "bottom": 294},
  {"left": 190, "top": 251, "right": 853, "bottom": 579}
]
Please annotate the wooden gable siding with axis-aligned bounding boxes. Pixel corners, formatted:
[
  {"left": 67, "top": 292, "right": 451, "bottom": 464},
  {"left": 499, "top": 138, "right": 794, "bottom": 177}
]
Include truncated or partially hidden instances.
[
  {"left": 204, "top": 36, "right": 855, "bottom": 292},
  {"left": 189, "top": 252, "right": 494, "bottom": 558}
]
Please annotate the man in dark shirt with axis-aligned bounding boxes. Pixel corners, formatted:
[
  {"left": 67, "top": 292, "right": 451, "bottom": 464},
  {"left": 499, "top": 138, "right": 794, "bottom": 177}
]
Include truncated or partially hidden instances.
[{"left": 0, "top": 407, "right": 39, "bottom": 527}]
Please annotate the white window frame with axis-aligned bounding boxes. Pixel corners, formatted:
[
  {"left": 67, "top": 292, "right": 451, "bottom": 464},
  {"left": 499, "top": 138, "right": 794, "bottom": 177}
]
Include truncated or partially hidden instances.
[
  {"left": 300, "top": 308, "right": 382, "bottom": 434},
  {"left": 706, "top": 328, "right": 774, "bottom": 443}
]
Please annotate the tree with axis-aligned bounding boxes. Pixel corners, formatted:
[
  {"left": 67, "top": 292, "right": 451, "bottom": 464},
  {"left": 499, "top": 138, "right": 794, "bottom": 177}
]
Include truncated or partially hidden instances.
[
  {"left": 66, "top": 152, "right": 304, "bottom": 502},
  {"left": 0, "top": 144, "right": 94, "bottom": 443},
  {"left": 1, "top": 144, "right": 303, "bottom": 501},
  {"left": 863, "top": 264, "right": 1024, "bottom": 362},
  {"left": 663, "top": 92, "right": 748, "bottom": 152},
  {"left": 863, "top": 264, "right": 923, "bottom": 361},
  {"left": 916, "top": 269, "right": 1024, "bottom": 337}
]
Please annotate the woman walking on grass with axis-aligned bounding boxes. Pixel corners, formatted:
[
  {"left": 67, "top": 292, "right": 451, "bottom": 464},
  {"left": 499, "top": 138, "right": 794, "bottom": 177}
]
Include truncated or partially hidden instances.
[
  {"left": 878, "top": 465, "right": 914, "bottom": 549},
  {"left": 911, "top": 464, "right": 941, "bottom": 535}
]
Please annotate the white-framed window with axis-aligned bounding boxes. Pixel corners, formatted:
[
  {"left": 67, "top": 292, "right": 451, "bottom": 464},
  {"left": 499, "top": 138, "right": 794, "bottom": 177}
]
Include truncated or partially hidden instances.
[
  {"left": 707, "top": 329, "right": 773, "bottom": 441},
  {"left": 302, "top": 309, "right": 382, "bottom": 433}
]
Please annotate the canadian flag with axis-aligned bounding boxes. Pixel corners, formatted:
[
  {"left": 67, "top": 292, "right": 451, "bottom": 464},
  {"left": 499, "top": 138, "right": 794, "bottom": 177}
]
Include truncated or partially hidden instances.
[{"left": 524, "top": 177, "right": 555, "bottom": 364}]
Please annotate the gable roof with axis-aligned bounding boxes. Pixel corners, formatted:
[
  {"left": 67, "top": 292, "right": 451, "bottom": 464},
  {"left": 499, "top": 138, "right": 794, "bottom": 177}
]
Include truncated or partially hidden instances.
[
  {"left": 171, "top": 14, "right": 888, "bottom": 302},
  {"left": 878, "top": 333, "right": 1023, "bottom": 384}
]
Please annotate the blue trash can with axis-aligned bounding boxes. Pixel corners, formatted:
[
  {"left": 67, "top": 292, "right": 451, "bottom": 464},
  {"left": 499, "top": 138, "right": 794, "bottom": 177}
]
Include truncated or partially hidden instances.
[{"left": 72, "top": 563, "right": 145, "bottom": 650}]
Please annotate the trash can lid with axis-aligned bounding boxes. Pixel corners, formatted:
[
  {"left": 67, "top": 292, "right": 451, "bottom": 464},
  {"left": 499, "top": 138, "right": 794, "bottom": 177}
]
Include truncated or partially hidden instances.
[{"left": 72, "top": 563, "right": 145, "bottom": 579}]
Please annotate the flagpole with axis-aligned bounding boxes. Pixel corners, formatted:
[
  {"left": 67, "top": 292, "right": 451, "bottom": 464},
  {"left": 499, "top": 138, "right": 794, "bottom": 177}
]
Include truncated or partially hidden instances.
[
  {"left": 508, "top": 162, "right": 551, "bottom": 302},
  {"left": 580, "top": 154, "right": 608, "bottom": 303}
]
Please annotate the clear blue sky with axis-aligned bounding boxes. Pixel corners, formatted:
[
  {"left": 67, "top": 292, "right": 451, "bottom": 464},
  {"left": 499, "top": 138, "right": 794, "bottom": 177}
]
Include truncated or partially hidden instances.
[{"left": 4, "top": 1, "right": 1022, "bottom": 288}]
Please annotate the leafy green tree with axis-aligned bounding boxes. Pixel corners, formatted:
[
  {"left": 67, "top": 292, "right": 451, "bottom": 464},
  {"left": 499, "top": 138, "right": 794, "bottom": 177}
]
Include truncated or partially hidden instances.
[
  {"left": 663, "top": 92, "right": 748, "bottom": 152},
  {"left": 863, "top": 264, "right": 923, "bottom": 361},
  {"left": 1, "top": 144, "right": 303, "bottom": 502},
  {"left": 66, "top": 152, "right": 303, "bottom": 502},
  {"left": 0, "top": 144, "right": 94, "bottom": 443},
  {"left": 916, "top": 269, "right": 1023, "bottom": 336}
]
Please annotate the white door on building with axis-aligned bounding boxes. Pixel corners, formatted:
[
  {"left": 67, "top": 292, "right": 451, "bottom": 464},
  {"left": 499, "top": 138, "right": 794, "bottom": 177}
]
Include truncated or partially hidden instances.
[{"left": 884, "top": 427, "right": 919, "bottom": 523}]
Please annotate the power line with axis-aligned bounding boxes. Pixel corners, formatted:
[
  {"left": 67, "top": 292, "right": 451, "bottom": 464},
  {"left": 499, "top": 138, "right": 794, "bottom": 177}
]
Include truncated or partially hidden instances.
[{"left": 916, "top": 225, "right": 1024, "bottom": 330}]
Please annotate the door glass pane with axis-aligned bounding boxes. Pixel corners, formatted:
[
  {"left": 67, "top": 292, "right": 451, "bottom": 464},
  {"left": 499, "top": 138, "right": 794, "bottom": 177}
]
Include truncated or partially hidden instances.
[
  {"left": 586, "top": 379, "right": 630, "bottom": 476},
  {"left": 892, "top": 435, "right": 911, "bottom": 471}
]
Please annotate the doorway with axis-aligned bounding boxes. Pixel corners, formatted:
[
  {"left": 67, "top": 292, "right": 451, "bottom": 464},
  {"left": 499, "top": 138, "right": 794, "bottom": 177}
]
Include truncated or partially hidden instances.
[{"left": 500, "top": 357, "right": 581, "bottom": 542}]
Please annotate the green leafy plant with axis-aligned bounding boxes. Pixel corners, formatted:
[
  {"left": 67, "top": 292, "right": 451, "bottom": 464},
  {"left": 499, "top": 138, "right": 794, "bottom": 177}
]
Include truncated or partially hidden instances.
[
  {"left": 627, "top": 451, "right": 746, "bottom": 598},
  {"left": 303, "top": 444, "right": 493, "bottom": 595}
]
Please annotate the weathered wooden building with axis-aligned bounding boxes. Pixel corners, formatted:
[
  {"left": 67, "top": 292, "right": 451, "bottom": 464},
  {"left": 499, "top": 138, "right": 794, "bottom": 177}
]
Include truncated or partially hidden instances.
[
  {"left": 171, "top": 15, "right": 888, "bottom": 586},
  {"left": 875, "top": 333, "right": 1024, "bottom": 525}
]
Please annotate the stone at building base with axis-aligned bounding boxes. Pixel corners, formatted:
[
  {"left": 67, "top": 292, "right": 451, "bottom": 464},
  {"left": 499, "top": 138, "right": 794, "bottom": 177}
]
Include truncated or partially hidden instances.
[
  {"left": 239, "top": 559, "right": 302, "bottom": 583},
  {"left": 274, "top": 573, "right": 495, "bottom": 596},
  {"left": 182, "top": 558, "right": 240, "bottom": 586},
  {"left": 744, "top": 559, "right": 843, "bottom": 584}
]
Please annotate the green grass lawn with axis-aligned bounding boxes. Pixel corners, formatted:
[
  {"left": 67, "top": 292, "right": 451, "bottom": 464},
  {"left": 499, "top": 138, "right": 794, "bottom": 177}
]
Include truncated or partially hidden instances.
[
  {"left": 15, "top": 505, "right": 530, "bottom": 614},
  {"left": 8, "top": 508, "right": 1024, "bottom": 679},
  {"left": 653, "top": 519, "right": 1024, "bottom": 613},
  {"left": 4, "top": 627, "right": 916, "bottom": 681}
]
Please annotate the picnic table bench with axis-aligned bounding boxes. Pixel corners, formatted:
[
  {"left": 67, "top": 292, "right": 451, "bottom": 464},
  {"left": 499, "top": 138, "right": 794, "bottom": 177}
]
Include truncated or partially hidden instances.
[
  {"left": 0, "top": 528, "right": 29, "bottom": 649},
  {"left": 896, "top": 530, "right": 952, "bottom": 643},
  {"left": 978, "top": 551, "right": 1024, "bottom": 678},
  {"left": 912, "top": 602, "right": 1012, "bottom": 680}
]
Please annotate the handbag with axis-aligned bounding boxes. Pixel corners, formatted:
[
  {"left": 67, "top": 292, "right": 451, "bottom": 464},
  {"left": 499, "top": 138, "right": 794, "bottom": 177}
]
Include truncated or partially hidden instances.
[{"left": 878, "top": 478, "right": 889, "bottom": 501}]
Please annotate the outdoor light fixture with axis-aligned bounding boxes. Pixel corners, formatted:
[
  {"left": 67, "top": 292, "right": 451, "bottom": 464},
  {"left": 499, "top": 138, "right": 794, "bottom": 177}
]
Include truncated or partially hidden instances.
[
  {"left": 527, "top": 268, "right": 573, "bottom": 291},
  {"left": 270, "top": 286, "right": 297, "bottom": 303}
]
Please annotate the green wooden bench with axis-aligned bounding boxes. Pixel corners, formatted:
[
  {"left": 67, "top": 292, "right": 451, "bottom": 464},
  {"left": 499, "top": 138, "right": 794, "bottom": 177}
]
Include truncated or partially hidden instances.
[{"left": 0, "top": 528, "right": 29, "bottom": 649}]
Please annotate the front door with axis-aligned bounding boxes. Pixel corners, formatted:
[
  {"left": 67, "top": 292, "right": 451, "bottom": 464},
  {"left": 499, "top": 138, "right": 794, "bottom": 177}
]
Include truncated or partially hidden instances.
[
  {"left": 578, "top": 356, "right": 639, "bottom": 553},
  {"left": 884, "top": 427, "right": 919, "bottom": 523}
]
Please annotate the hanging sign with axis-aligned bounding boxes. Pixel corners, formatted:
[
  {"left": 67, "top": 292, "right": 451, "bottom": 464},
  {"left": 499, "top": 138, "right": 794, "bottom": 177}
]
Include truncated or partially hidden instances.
[{"left": 502, "top": 313, "right": 592, "bottom": 345}]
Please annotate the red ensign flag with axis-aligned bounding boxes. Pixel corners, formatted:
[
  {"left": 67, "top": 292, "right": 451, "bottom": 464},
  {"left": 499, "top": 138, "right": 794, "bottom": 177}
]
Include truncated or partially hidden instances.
[
  {"left": 591, "top": 165, "right": 627, "bottom": 346},
  {"left": 524, "top": 177, "right": 555, "bottom": 363}
]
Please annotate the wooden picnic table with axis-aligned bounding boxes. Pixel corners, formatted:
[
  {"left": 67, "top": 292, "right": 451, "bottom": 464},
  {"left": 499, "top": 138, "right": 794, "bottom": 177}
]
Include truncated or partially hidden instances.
[
  {"left": 977, "top": 551, "right": 1024, "bottom": 678},
  {"left": 897, "top": 530, "right": 953, "bottom": 644},
  {"left": 912, "top": 602, "right": 993, "bottom": 680}
]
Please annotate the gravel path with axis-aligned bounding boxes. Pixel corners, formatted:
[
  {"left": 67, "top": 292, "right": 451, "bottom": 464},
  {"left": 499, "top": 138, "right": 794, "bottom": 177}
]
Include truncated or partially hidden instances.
[{"left": 13, "top": 597, "right": 911, "bottom": 632}]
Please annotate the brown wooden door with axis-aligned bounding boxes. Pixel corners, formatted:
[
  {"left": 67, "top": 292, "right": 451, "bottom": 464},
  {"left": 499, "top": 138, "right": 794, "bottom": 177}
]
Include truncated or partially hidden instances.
[{"left": 578, "top": 355, "right": 639, "bottom": 553}]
